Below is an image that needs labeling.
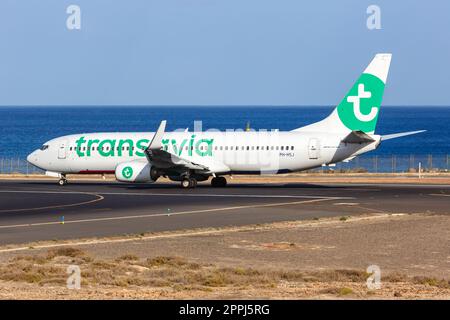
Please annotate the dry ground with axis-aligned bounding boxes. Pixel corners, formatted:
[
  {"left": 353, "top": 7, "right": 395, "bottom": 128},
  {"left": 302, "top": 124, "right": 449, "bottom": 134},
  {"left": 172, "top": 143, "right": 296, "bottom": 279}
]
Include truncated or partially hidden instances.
[{"left": 0, "top": 213, "right": 448, "bottom": 299}]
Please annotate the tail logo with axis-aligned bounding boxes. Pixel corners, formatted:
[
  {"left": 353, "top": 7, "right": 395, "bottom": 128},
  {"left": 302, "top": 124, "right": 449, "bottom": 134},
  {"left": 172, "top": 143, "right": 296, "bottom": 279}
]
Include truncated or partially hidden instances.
[
  {"left": 347, "top": 83, "right": 378, "bottom": 122},
  {"left": 337, "top": 73, "right": 385, "bottom": 133}
]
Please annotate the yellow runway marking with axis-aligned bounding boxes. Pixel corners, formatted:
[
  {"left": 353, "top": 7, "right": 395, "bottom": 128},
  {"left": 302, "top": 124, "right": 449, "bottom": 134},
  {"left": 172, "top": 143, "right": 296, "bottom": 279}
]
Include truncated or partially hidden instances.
[{"left": 0, "top": 197, "right": 331, "bottom": 229}]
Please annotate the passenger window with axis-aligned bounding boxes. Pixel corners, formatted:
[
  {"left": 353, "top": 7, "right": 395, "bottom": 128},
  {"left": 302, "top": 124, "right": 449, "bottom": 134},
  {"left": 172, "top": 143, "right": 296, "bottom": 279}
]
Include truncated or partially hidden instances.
[{"left": 291, "top": 146, "right": 294, "bottom": 150}]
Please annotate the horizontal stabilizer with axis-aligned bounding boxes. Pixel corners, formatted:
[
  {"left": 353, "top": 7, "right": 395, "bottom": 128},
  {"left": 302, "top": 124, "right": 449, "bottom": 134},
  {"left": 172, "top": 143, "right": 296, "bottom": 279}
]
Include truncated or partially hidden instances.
[
  {"left": 342, "top": 130, "right": 375, "bottom": 144},
  {"left": 381, "top": 130, "right": 426, "bottom": 141}
]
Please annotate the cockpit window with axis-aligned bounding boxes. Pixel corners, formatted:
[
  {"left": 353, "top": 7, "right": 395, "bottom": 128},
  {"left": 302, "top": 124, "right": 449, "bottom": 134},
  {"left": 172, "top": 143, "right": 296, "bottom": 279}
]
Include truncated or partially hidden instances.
[{"left": 40, "top": 145, "right": 49, "bottom": 151}]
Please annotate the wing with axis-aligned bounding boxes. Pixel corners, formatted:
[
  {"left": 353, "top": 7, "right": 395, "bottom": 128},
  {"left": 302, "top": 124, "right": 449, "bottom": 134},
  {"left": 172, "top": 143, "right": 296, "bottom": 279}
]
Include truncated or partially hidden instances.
[{"left": 144, "top": 121, "right": 225, "bottom": 173}]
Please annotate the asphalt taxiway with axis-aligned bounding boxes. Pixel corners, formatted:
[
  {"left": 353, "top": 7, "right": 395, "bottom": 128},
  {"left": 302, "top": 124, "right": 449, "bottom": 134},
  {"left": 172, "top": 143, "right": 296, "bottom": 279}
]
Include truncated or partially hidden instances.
[{"left": 0, "top": 180, "right": 448, "bottom": 244}]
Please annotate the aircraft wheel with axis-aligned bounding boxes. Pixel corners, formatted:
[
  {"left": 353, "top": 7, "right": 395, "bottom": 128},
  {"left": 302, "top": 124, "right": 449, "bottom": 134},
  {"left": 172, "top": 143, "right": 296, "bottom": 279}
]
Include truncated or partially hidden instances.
[
  {"left": 58, "top": 178, "right": 67, "bottom": 186},
  {"left": 190, "top": 178, "right": 198, "bottom": 188},
  {"left": 211, "top": 177, "right": 227, "bottom": 187},
  {"left": 218, "top": 176, "right": 227, "bottom": 187},
  {"left": 181, "top": 178, "right": 191, "bottom": 189}
]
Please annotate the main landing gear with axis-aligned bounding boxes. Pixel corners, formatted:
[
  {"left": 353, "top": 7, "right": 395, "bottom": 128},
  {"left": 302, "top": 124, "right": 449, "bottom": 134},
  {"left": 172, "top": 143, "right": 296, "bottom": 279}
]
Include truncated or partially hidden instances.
[
  {"left": 180, "top": 176, "right": 227, "bottom": 188},
  {"left": 181, "top": 177, "right": 197, "bottom": 189},
  {"left": 211, "top": 176, "right": 227, "bottom": 187},
  {"left": 58, "top": 176, "right": 68, "bottom": 186}
]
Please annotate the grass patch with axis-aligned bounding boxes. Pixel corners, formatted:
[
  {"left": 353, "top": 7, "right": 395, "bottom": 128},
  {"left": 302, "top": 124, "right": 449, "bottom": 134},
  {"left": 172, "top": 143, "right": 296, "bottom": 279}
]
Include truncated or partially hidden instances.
[
  {"left": 338, "top": 287, "right": 354, "bottom": 296},
  {"left": 115, "top": 254, "right": 139, "bottom": 262},
  {"left": 413, "top": 276, "right": 449, "bottom": 288},
  {"left": 1, "top": 251, "right": 447, "bottom": 295}
]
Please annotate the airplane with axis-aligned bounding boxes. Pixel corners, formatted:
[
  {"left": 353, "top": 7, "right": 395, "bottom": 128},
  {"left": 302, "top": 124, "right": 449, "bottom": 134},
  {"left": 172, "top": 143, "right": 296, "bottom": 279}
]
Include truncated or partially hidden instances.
[{"left": 27, "top": 53, "right": 425, "bottom": 188}]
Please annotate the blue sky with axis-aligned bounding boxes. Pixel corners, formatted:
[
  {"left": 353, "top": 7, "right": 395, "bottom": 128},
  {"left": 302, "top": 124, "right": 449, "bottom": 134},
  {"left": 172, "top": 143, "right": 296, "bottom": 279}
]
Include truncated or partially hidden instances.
[{"left": 1, "top": 0, "right": 449, "bottom": 106}]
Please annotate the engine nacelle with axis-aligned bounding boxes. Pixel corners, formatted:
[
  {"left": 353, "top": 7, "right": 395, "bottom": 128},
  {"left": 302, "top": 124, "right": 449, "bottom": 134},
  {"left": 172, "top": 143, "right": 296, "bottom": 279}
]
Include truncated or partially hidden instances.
[{"left": 115, "top": 160, "right": 157, "bottom": 183}]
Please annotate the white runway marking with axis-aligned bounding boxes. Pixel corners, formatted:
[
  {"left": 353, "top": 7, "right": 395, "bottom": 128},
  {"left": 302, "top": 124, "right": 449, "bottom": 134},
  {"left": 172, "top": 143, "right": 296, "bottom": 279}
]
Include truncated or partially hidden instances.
[
  {"left": 0, "top": 190, "right": 354, "bottom": 200},
  {"left": 0, "top": 213, "right": 403, "bottom": 254},
  {"left": 0, "top": 193, "right": 104, "bottom": 213},
  {"left": 429, "top": 193, "right": 450, "bottom": 197},
  {"left": 0, "top": 198, "right": 333, "bottom": 230}
]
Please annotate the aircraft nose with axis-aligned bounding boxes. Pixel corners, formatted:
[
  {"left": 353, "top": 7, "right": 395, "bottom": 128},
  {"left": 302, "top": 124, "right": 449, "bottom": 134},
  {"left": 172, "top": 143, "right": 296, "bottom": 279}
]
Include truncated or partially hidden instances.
[{"left": 27, "top": 151, "right": 38, "bottom": 166}]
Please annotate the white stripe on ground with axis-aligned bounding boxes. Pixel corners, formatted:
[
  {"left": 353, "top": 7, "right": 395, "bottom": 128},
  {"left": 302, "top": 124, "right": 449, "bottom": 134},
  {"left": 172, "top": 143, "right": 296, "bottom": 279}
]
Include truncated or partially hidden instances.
[
  {"left": 0, "top": 190, "right": 354, "bottom": 200},
  {"left": 0, "top": 198, "right": 332, "bottom": 229},
  {"left": 0, "top": 193, "right": 104, "bottom": 213},
  {"left": 0, "top": 213, "right": 407, "bottom": 253}
]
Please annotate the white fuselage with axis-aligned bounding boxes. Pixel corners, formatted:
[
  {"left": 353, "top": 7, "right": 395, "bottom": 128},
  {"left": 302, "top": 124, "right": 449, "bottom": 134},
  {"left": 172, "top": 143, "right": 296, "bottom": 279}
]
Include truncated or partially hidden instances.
[{"left": 27, "top": 131, "right": 380, "bottom": 175}]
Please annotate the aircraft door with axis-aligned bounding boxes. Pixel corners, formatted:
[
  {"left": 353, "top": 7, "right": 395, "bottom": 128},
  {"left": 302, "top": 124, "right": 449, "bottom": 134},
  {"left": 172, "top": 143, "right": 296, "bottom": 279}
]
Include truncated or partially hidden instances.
[
  {"left": 58, "top": 141, "right": 67, "bottom": 159},
  {"left": 308, "top": 138, "right": 320, "bottom": 159}
]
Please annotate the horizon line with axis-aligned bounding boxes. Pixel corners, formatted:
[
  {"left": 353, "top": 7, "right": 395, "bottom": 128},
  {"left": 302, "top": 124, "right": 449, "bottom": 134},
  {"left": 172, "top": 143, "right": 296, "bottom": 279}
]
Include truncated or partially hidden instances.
[{"left": 1, "top": 105, "right": 450, "bottom": 108}]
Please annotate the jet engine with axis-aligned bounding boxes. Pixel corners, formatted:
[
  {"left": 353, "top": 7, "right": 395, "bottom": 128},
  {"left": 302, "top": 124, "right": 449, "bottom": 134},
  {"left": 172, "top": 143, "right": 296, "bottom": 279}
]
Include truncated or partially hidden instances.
[{"left": 115, "top": 160, "right": 158, "bottom": 183}]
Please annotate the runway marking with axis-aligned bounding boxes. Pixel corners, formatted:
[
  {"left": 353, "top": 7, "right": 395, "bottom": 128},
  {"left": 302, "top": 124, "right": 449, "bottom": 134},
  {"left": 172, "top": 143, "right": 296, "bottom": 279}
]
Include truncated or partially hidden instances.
[
  {"left": 0, "top": 197, "right": 332, "bottom": 229},
  {"left": 0, "top": 190, "right": 355, "bottom": 200},
  {"left": 0, "top": 213, "right": 408, "bottom": 254},
  {"left": 0, "top": 193, "right": 104, "bottom": 213},
  {"left": 333, "top": 202, "right": 360, "bottom": 206},
  {"left": 429, "top": 193, "right": 450, "bottom": 197}
]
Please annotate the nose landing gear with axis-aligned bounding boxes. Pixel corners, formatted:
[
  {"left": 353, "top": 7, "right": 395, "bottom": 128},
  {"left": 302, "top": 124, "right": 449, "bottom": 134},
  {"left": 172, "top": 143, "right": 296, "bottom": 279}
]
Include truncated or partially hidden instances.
[{"left": 58, "top": 174, "right": 68, "bottom": 186}]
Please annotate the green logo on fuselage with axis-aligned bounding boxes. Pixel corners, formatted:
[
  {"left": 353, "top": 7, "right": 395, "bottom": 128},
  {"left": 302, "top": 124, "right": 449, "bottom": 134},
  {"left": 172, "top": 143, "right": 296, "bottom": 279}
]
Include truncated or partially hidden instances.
[
  {"left": 75, "top": 135, "right": 214, "bottom": 158},
  {"left": 122, "top": 166, "right": 133, "bottom": 179}
]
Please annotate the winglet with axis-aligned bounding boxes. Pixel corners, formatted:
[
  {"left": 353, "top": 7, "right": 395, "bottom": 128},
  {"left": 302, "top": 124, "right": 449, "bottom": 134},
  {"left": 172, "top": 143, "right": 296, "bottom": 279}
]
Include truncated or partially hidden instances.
[
  {"left": 381, "top": 130, "right": 426, "bottom": 141},
  {"left": 147, "top": 120, "right": 167, "bottom": 150}
]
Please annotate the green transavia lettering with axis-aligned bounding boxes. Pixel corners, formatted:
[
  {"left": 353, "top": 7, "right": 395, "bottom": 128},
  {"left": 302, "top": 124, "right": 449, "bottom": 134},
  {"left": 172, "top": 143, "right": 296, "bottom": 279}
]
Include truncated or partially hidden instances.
[{"left": 75, "top": 135, "right": 214, "bottom": 158}]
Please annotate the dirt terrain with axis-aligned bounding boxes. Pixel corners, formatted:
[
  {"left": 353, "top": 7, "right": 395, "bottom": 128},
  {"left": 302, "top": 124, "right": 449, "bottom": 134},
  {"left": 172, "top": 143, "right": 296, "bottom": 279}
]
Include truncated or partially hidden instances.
[{"left": 0, "top": 213, "right": 448, "bottom": 299}]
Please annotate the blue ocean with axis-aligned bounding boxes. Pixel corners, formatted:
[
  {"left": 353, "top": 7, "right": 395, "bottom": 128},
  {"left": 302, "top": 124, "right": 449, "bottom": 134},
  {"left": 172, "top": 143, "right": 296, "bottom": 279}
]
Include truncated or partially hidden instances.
[{"left": 0, "top": 106, "right": 448, "bottom": 173}]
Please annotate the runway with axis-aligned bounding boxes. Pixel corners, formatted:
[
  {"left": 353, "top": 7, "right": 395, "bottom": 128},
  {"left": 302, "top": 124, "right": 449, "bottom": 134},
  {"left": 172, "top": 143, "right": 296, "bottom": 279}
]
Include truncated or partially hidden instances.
[{"left": 0, "top": 180, "right": 449, "bottom": 244}]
